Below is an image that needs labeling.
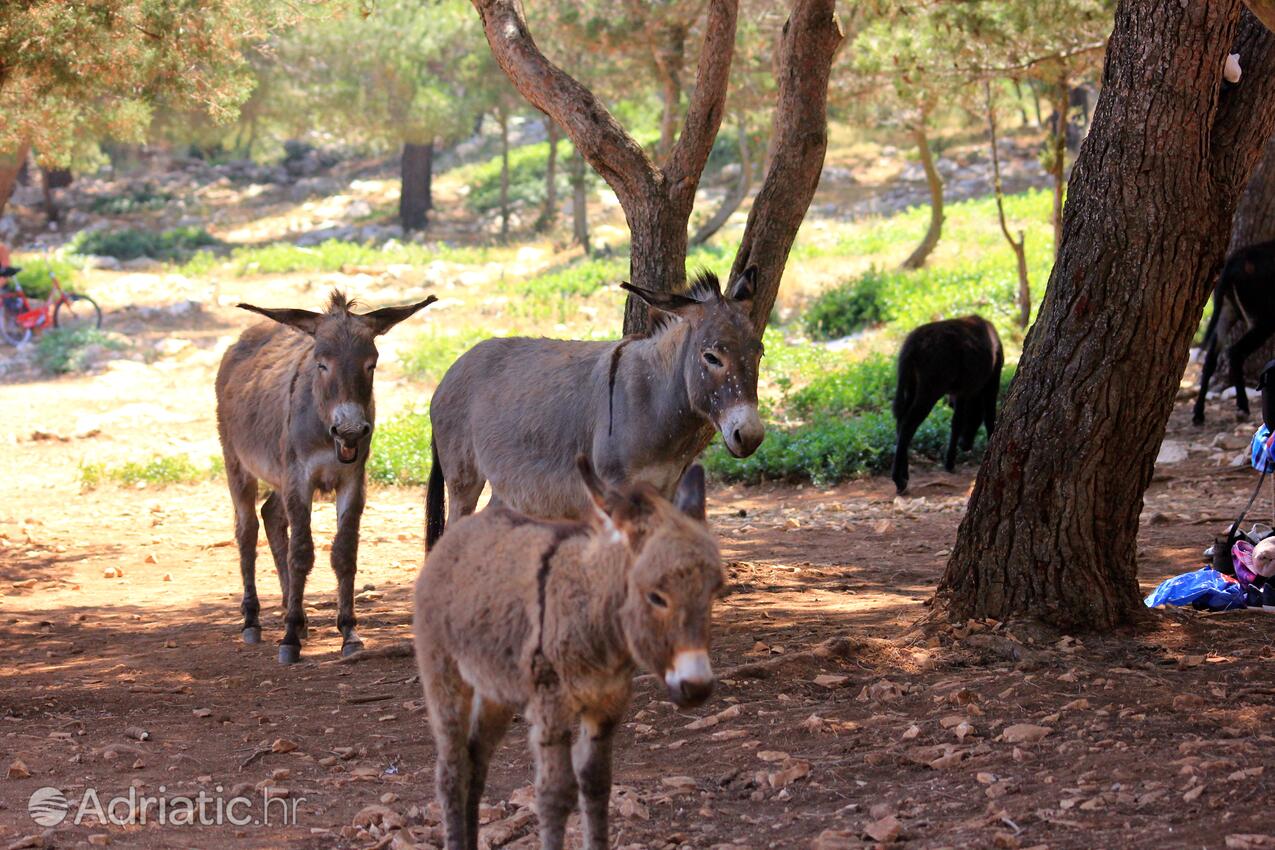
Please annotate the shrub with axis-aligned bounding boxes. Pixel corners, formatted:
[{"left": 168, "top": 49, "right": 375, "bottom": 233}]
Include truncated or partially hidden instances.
[
  {"left": 803, "top": 271, "right": 890, "bottom": 340},
  {"left": 80, "top": 453, "right": 222, "bottom": 489},
  {"left": 788, "top": 354, "right": 897, "bottom": 419},
  {"left": 13, "top": 257, "right": 80, "bottom": 298},
  {"left": 72, "top": 226, "right": 222, "bottom": 262},
  {"left": 88, "top": 185, "right": 175, "bottom": 215},
  {"left": 367, "top": 412, "right": 432, "bottom": 486},
  {"left": 35, "top": 327, "right": 124, "bottom": 374},
  {"left": 457, "top": 139, "right": 595, "bottom": 216}
]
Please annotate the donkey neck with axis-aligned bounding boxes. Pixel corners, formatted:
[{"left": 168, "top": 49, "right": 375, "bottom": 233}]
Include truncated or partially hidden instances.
[
  {"left": 545, "top": 536, "right": 634, "bottom": 674},
  {"left": 617, "top": 323, "right": 704, "bottom": 434}
]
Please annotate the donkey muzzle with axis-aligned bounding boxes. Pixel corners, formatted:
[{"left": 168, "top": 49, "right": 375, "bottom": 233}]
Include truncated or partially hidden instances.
[
  {"left": 718, "top": 404, "right": 764, "bottom": 458},
  {"left": 665, "top": 649, "right": 715, "bottom": 708},
  {"left": 329, "top": 406, "right": 372, "bottom": 464}
]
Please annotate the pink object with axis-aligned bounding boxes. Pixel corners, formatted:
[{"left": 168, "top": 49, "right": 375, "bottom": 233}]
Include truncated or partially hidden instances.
[{"left": 1232, "top": 540, "right": 1259, "bottom": 586}]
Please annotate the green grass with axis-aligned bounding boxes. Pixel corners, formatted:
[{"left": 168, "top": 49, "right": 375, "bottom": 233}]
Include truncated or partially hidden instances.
[
  {"left": 224, "top": 239, "right": 499, "bottom": 277},
  {"left": 11, "top": 257, "right": 81, "bottom": 298},
  {"left": 88, "top": 185, "right": 175, "bottom": 215},
  {"left": 80, "top": 454, "right": 224, "bottom": 489},
  {"left": 400, "top": 328, "right": 494, "bottom": 384},
  {"left": 500, "top": 256, "right": 628, "bottom": 321},
  {"left": 803, "top": 272, "right": 890, "bottom": 339},
  {"left": 35, "top": 328, "right": 124, "bottom": 374},
  {"left": 71, "top": 226, "right": 222, "bottom": 262},
  {"left": 367, "top": 412, "right": 432, "bottom": 486}
]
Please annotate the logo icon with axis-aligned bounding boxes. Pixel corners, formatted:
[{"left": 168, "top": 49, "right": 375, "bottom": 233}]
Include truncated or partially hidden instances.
[{"left": 28, "top": 787, "right": 69, "bottom": 827}]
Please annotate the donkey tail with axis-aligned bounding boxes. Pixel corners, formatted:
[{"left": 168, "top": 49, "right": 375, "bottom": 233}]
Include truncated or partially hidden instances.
[
  {"left": 892, "top": 353, "right": 915, "bottom": 423},
  {"left": 426, "top": 439, "right": 445, "bottom": 551}
]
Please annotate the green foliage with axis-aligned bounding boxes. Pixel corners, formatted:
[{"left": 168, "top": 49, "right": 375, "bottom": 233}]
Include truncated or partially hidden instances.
[
  {"left": 13, "top": 257, "right": 80, "bottom": 298},
  {"left": 459, "top": 139, "right": 579, "bottom": 215},
  {"left": 35, "top": 328, "right": 123, "bottom": 374},
  {"left": 803, "top": 273, "right": 890, "bottom": 339},
  {"left": 80, "top": 453, "right": 224, "bottom": 489},
  {"left": 228, "top": 239, "right": 495, "bottom": 276},
  {"left": 502, "top": 257, "right": 626, "bottom": 320},
  {"left": 400, "top": 329, "right": 493, "bottom": 384},
  {"left": 367, "top": 412, "right": 433, "bottom": 486},
  {"left": 788, "top": 355, "right": 898, "bottom": 419},
  {"left": 72, "top": 226, "right": 222, "bottom": 262},
  {"left": 88, "top": 185, "right": 175, "bottom": 215}
]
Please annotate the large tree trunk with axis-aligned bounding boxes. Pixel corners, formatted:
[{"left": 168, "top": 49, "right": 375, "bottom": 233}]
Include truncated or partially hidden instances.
[
  {"left": 935, "top": 2, "right": 1275, "bottom": 630},
  {"left": 0, "top": 142, "right": 30, "bottom": 220},
  {"left": 570, "top": 146, "right": 589, "bottom": 250},
  {"left": 399, "top": 141, "right": 434, "bottom": 231},
  {"left": 691, "top": 115, "right": 752, "bottom": 247},
  {"left": 537, "top": 119, "right": 559, "bottom": 232},
  {"left": 901, "top": 112, "right": 943, "bottom": 270}
]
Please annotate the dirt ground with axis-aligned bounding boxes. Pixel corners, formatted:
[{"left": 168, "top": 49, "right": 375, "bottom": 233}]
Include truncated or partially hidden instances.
[{"left": 3, "top": 281, "right": 1275, "bottom": 850}]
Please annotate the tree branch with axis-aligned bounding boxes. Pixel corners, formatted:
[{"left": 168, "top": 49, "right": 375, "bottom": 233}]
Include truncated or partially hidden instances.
[
  {"left": 665, "top": 0, "right": 739, "bottom": 203},
  {"left": 470, "top": 0, "right": 661, "bottom": 211},
  {"left": 730, "top": 0, "right": 846, "bottom": 330}
]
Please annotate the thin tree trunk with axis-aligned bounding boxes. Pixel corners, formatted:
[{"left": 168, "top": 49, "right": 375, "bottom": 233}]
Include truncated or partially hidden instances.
[
  {"left": 986, "top": 83, "right": 1031, "bottom": 328},
  {"left": 901, "top": 113, "right": 943, "bottom": 270},
  {"left": 653, "top": 26, "right": 687, "bottom": 162},
  {"left": 499, "top": 109, "right": 511, "bottom": 242},
  {"left": 0, "top": 142, "right": 30, "bottom": 220},
  {"left": 936, "top": 2, "right": 1275, "bottom": 630},
  {"left": 1050, "top": 68, "right": 1069, "bottom": 259},
  {"left": 691, "top": 116, "right": 752, "bottom": 247},
  {"left": 399, "top": 141, "right": 434, "bottom": 231},
  {"left": 1028, "top": 80, "right": 1043, "bottom": 126},
  {"left": 537, "top": 119, "right": 559, "bottom": 232},
  {"left": 1012, "top": 79, "right": 1031, "bottom": 127},
  {"left": 570, "top": 146, "right": 589, "bottom": 251}
]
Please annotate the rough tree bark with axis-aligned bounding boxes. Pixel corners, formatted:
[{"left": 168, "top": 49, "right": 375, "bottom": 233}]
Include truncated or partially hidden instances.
[
  {"left": 536, "top": 119, "right": 559, "bottom": 232},
  {"left": 935, "top": 3, "right": 1275, "bottom": 630},
  {"left": 986, "top": 83, "right": 1031, "bottom": 329},
  {"left": 471, "top": 0, "right": 844, "bottom": 334},
  {"left": 691, "top": 114, "right": 752, "bottom": 247},
  {"left": 399, "top": 141, "right": 434, "bottom": 231},
  {"left": 901, "top": 106, "right": 943, "bottom": 270}
]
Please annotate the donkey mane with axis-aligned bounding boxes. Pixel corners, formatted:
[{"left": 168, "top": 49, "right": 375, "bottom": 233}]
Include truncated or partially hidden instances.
[
  {"left": 326, "top": 289, "right": 361, "bottom": 316},
  {"left": 643, "top": 270, "right": 722, "bottom": 339}
]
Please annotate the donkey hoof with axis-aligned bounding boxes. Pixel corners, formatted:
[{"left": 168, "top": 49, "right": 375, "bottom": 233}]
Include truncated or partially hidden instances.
[
  {"left": 242, "top": 626, "right": 262, "bottom": 645},
  {"left": 297, "top": 624, "right": 309, "bottom": 640},
  {"left": 278, "top": 644, "right": 302, "bottom": 664},
  {"left": 341, "top": 640, "right": 365, "bottom": 658}
]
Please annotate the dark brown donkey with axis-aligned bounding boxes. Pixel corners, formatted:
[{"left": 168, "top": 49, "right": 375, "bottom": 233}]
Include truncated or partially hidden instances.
[
  {"left": 216, "top": 289, "right": 436, "bottom": 664},
  {"left": 426, "top": 268, "right": 764, "bottom": 548}
]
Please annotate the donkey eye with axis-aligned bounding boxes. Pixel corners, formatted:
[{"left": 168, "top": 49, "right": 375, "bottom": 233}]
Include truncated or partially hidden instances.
[
  {"left": 316, "top": 363, "right": 328, "bottom": 373},
  {"left": 647, "top": 591, "right": 669, "bottom": 609},
  {"left": 703, "top": 352, "right": 723, "bottom": 368}
]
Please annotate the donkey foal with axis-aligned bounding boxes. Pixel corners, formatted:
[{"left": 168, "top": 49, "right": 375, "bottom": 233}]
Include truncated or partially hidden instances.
[
  {"left": 892, "top": 315, "right": 1003, "bottom": 495},
  {"left": 216, "top": 289, "right": 435, "bottom": 663},
  {"left": 415, "top": 459, "right": 722, "bottom": 850}
]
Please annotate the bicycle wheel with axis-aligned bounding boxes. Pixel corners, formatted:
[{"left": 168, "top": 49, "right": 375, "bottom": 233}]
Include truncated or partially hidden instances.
[
  {"left": 0, "top": 298, "right": 30, "bottom": 346},
  {"left": 53, "top": 294, "right": 102, "bottom": 333}
]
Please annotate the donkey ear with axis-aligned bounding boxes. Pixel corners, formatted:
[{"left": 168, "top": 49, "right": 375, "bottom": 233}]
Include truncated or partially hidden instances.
[
  {"left": 620, "top": 282, "right": 703, "bottom": 318},
  {"left": 725, "top": 265, "right": 758, "bottom": 304},
  {"left": 577, "top": 455, "right": 626, "bottom": 545},
  {"left": 357, "top": 295, "right": 438, "bottom": 336},
  {"left": 238, "top": 303, "right": 323, "bottom": 336},
  {"left": 673, "top": 464, "right": 707, "bottom": 521}
]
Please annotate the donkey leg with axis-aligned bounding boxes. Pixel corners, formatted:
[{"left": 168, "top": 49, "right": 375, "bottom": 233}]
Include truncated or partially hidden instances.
[
  {"left": 279, "top": 476, "right": 315, "bottom": 665},
  {"left": 529, "top": 709, "right": 577, "bottom": 850},
  {"left": 892, "top": 392, "right": 941, "bottom": 495},
  {"left": 1194, "top": 336, "right": 1221, "bottom": 425},
  {"left": 573, "top": 713, "right": 620, "bottom": 850},
  {"left": 422, "top": 657, "right": 474, "bottom": 850},
  {"left": 332, "top": 477, "right": 366, "bottom": 656},
  {"left": 465, "top": 697, "right": 514, "bottom": 850},
  {"left": 261, "top": 491, "right": 290, "bottom": 603},
  {"left": 445, "top": 473, "right": 485, "bottom": 527},
  {"left": 226, "top": 459, "right": 262, "bottom": 645},
  {"left": 945, "top": 399, "right": 966, "bottom": 472},
  {"left": 1228, "top": 321, "right": 1275, "bottom": 420}
]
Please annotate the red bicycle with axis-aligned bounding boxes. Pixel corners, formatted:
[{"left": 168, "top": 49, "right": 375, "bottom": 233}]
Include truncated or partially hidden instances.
[{"left": 1, "top": 261, "right": 102, "bottom": 347}]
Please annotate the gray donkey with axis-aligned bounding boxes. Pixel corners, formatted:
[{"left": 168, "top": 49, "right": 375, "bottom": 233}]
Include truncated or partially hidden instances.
[
  {"left": 426, "top": 268, "right": 763, "bottom": 548},
  {"left": 415, "top": 457, "right": 722, "bottom": 850},
  {"left": 216, "top": 289, "right": 436, "bottom": 663}
]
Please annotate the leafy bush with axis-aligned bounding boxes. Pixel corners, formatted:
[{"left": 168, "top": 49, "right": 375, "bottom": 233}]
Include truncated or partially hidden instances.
[
  {"left": 80, "top": 453, "right": 222, "bottom": 489},
  {"left": 72, "top": 226, "right": 221, "bottom": 261},
  {"left": 461, "top": 140, "right": 576, "bottom": 216},
  {"left": 788, "top": 354, "right": 897, "bottom": 419},
  {"left": 13, "top": 257, "right": 80, "bottom": 298},
  {"left": 803, "top": 271, "right": 891, "bottom": 340},
  {"left": 35, "top": 328, "right": 124, "bottom": 374},
  {"left": 88, "top": 185, "right": 174, "bottom": 215},
  {"left": 367, "top": 412, "right": 432, "bottom": 486}
]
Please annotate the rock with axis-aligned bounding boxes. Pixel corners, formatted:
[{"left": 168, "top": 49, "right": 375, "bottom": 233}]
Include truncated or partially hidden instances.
[
  {"left": 270, "top": 738, "right": 299, "bottom": 753},
  {"left": 812, "top": 829, "right": 856, "bottom": 850},
  {"left": 1213, "top": 432, "right": 1250, "bottom": 451},
  {"left": 7, "top": 758, "right": 31, "bottom": 779},
  {"left": 87, "top": 835, "right": 111, "bottom": 846},
  {"left": 757, "top": 751, "right": 790, "bottom": 763},
  {"left": 1156, "top": 441, "right": 1188, "bottom": 465},
  {"left": 999, "top": 724, "right": 1053, "bottom": 744},
  {"left": 768, "top": 759, "right": 811, "bottom": 788},
  {"left": 863, "top": 815, "right": 902, "bottom": 844},
  {"left": 814, "top": 674, "right": 849, "bottom": 689},
  {"left": 1227, "top": 836, "right": 1275, "bottom": 849},
  {"left": 661, "top": 776, "right": 697, "bottom": 794},
  {"left": 82, "top": 255, "right": 123, "bottom": 271},
  {"left": 103, "top": 566, "right": 124, "bottom": 579},
  {"left": 857, "top": 680, "right": 905, "bottom": 702}
]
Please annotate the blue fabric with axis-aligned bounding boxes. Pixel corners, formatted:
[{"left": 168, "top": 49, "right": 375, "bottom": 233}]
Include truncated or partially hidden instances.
[
  {"left": 1144, "top": 568, "right": 1248, "bottom": 611},
  {"left": 1251, "top": 425, "right": 1275, "bottom": 472}
]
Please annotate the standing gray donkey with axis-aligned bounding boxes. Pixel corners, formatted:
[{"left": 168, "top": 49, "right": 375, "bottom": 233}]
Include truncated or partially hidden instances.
[
  {"left": 216, "top": 289, "right": 435, "bottom": 663},
  {"left": 415, "top": 458, "right": 722, "bottom": 850},
  {"left": 426, "top": 268, "right": 764, "bottom": 547}
]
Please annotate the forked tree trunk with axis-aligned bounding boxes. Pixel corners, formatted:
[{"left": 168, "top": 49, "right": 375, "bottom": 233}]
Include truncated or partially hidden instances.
[
  {"left": 472, "top": 0, "right": 845, "bottom": 336},
  {"left": 570, "top": 147, "right": 589, "bottom": 250},
  {"left": 0, "top": 142, "right": 30, "bottom": 220},
  {"left": 537, "top": 119, "right": 559, "bottom": 232},
  {"left": 691, "top": 115, "right": 752, "bottom": 247},
  {"left": 901, "top": 113, "right": 943, "bottom": 270},
  {"left": 936, "top": 3, "right": 1275, "bottom": 630},
  {"left": 399, "top": 141, "right": 434, "bottom": 231}
]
